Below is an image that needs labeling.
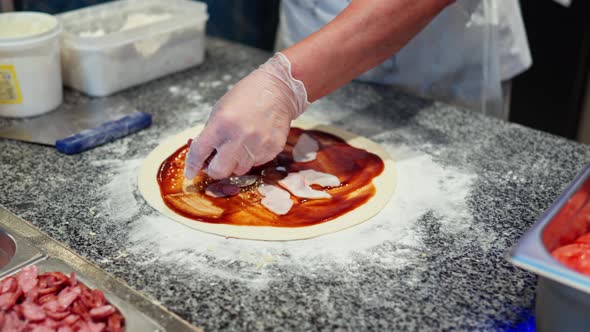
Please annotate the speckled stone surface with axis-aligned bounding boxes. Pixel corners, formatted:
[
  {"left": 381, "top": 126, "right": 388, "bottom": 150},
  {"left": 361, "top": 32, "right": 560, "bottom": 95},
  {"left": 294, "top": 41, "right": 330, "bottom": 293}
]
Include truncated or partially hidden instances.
[{"left": 1, "top": 38, "right": 589, "bottom": 331}]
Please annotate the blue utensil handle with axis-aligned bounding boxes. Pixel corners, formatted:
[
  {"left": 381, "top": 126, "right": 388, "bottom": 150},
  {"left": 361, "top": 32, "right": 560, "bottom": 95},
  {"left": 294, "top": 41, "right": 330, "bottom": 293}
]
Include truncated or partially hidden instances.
[{"left": 55, "top": 111, "right": 152, "bottom": 155}]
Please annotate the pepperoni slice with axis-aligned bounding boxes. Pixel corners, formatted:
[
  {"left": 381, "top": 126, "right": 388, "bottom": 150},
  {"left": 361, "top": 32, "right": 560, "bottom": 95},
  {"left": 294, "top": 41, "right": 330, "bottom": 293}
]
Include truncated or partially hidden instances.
[
  {"left": 42, "top": 300, "right": 59, "bottom": 312},
  {"left": 0, "top": 276, "right": 17, "bottom": 294},
  {"left": 70, "top": 272, "right": 77, "bottom": 287},
  {"left": 63, "top": 314, "right": 80, "bottom": 325},
  {"left": 81, "top": 285, "right": 96, "bottom": 309},
  {"left": 90, "top": 305, "right": 116, "bottom": 319},
  {"left": 22, "top": 302, "right": 46, "bottom": 321},
  {"left": 38, "top": 293, "right": 57, "bottom": 305},
  {"left": 39, "top": 286, "right": 60, "bottom": 296},
  {"left": 17, "top": 265, "right": 38, "bottom": 293},
  {"left": 4, "top": 311, "right": 25, "bottom": 331},
  {"left": 92, "top": 289, "right": 106, "bottom": 307},
  {"left": 0, "top": 266, "right": 125, "bottom": 330},
  {"left": 58, "top": 326, "right": 74, "bottom": 332},
  {"left": 46, "top": 310, "right": 69, "bottom": 320},
  {"left": 71, "top": 300, "right": 91, "bottom": 322},
  {"left": 58, "top": 287, "right": 81, "bottom": 310},
  {"left": 39, "top": 272, "right": 70, "bottom": 288},
  {"left": 0, "top": 288, "right": 22, "bottom": 311},
  {"left": 108, "top": 313, "right": 124, "bottom": 332}
]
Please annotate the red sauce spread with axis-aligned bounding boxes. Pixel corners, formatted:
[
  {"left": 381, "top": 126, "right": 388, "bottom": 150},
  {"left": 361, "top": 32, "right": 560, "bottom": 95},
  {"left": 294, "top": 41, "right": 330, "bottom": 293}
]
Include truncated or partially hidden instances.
[
  {"left": 549, "top": 179, "right": 590, "bottom": 275},
  {"left": 157, "top": 128, "right": 385, "bottom": 227}
]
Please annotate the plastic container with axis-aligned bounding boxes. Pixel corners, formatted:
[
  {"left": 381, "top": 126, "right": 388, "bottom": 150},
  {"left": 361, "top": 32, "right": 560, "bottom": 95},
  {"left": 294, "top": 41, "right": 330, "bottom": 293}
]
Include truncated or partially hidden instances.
[
  {"left": 58, "top": 0, "right": 208, "bottom": 97},
  {"left": 0, "top": 12, "right": 63, "bottom": 118}
]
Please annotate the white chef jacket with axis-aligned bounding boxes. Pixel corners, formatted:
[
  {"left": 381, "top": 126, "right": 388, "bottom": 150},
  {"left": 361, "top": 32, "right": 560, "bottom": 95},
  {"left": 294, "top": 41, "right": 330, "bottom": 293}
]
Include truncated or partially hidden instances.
[{"left": 275, "top": 0, "right": 538, "bottom": 119}]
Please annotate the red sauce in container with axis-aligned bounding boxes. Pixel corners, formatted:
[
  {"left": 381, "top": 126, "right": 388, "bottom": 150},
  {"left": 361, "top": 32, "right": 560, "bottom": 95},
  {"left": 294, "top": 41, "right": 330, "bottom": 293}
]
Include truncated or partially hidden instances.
[
  {"left": 157, "top": 128, "right": 385, "bottom": 227},
  {"left": 550, "top": 179, "right": 590, "bottom": 275}
]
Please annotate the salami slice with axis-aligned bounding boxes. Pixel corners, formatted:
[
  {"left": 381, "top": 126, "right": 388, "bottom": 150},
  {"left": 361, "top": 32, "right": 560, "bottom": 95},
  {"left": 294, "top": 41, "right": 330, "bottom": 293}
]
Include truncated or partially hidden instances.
[{"left": 0, "top": 266, "right": 125, "bottom": 331}]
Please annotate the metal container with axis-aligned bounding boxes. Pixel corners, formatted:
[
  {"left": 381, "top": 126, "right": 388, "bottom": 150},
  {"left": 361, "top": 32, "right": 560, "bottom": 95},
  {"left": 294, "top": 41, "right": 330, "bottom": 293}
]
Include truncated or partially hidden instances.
[
  {"left": 510, "top": 163, "right": 590, "bottom": 332},
  {"left": 0, "top": 226, "right": 44, "bottom": 275},
  {"left": 0, "top": 206, "right": 202, "bottom": 332}
]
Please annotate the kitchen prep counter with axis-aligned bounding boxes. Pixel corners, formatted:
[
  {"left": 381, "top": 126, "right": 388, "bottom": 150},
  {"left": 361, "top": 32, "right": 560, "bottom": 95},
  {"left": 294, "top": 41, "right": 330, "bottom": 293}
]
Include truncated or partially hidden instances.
[{"left": 1, "top": 38, "right": 589, "bottom": 331}]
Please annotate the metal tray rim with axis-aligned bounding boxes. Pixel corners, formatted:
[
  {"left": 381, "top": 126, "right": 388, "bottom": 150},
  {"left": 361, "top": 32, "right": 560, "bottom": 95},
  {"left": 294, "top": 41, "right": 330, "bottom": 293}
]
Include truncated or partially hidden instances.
[{"left": 509, "top": 163, "right": 590, "bottom": 294}]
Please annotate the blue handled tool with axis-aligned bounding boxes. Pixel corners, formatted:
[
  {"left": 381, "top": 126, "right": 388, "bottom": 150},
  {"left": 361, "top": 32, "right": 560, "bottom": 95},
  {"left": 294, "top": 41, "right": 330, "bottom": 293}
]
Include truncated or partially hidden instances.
[
  {"left": 0, "top": 97, "right": 152, "bottom": 154},
  {"left": 56, "top": 111, "right": 151, "bottom": 154}
]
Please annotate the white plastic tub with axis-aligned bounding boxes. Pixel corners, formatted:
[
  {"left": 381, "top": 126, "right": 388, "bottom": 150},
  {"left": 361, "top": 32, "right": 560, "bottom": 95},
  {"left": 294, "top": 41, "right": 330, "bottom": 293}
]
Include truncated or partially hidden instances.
[
  {"left": 0, "top": 12, "right": 62, "bottom": 118},
  {"left": 58, "top": 0, "right": 208, "bottom": 97}
]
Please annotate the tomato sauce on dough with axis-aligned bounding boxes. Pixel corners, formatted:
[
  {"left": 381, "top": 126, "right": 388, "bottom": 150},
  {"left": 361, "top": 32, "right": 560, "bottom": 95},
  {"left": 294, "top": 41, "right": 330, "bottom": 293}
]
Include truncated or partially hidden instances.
[{"left": 157, "top": 128, "right": 385, "bottom": 227}]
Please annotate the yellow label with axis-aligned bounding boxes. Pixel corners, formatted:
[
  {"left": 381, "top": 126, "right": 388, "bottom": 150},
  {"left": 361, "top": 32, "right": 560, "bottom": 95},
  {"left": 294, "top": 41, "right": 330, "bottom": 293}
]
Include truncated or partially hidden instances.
[{"left": 0, "top": 65, "right": 23, "bottom": 104}]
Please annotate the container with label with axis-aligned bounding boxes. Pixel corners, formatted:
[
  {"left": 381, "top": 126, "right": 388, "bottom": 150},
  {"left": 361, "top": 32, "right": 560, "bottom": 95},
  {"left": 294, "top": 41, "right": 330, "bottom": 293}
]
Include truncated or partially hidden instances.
[
  {"left": 58, "top": 0, "right": 209, "bottom": 97},
  {"left": 0, "top": 12, "right": 63, "bottom": 118}
]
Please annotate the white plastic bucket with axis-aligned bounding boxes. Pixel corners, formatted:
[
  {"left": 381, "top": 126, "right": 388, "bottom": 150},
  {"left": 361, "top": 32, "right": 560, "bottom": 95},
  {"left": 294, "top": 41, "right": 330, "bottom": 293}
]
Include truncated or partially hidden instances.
[{"left": 0, "top": 12, "right": 63, "bottom": 118}]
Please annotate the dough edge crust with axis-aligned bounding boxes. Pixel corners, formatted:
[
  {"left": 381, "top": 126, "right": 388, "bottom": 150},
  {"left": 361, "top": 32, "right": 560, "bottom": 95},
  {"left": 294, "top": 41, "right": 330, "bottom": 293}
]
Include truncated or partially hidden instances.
[{"left": 138, "top": 119, "right": 397, "bottom": 241}]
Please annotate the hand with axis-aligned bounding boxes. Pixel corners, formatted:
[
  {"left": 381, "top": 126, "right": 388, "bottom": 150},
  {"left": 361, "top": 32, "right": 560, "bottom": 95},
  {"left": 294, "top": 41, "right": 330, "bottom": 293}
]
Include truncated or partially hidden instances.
[{"left": 184, "top": 53, "right": 310, "bottom": 180}]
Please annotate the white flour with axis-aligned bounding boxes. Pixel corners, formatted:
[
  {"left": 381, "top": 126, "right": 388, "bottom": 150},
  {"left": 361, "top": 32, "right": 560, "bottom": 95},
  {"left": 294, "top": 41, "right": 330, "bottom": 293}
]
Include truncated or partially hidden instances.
[
  {"left": 169, "top": 86, "right": 203, "bottom": 104},
  {"left": 79, "top": 13, "right": 172, "bottom": 38},
  {"left": 93, "top": 158, "right": 143, "bottom": 222},
  {"left": 199, "top": 80, "right": 223, "bottom": 89},
  {"left": 96, "top": 137, "right": 479, "bottom": 286}
]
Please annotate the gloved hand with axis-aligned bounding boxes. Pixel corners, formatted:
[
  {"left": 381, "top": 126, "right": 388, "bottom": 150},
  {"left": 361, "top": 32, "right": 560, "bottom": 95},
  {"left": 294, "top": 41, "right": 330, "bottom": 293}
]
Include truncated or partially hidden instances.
[{"left": 184, "top": 53, "right": 310, "bottom": 180}]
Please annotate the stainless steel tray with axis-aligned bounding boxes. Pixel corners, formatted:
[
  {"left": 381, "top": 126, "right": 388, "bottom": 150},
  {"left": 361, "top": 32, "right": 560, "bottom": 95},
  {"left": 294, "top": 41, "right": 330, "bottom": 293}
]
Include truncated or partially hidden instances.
[
  {"left": 0, "top": 226, "right": 44, "bottom": 277},
  {"left": 510, "top": 164, "right": 590, "bottom": 292},
  {"left": 509, "top": 163, "right": 590, "bottom": 332},
  {"left": 0, "top": 206, "right": 202, "bottom": 332}
]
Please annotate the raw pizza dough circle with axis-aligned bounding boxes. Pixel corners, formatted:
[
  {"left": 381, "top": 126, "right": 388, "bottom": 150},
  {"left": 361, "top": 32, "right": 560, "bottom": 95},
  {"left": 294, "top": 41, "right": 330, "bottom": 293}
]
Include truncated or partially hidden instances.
[{"left": 138, "top": 119, "right": 396, "bottom": 241}]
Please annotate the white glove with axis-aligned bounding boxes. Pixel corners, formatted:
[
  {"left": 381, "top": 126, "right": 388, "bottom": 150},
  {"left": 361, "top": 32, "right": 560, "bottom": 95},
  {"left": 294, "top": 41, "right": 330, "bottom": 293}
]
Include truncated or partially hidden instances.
[{"left": 184, "top": 52, "right": 310, "bottom": 180}]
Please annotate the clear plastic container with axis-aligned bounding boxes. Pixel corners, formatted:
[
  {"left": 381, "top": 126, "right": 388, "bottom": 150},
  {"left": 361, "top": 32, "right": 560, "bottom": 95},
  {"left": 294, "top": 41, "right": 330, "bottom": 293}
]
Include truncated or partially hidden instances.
[
  {"left": 0, "top": 12, "right": 62, "bottom": 118},
  {"left": 58, "top": 0, "right": 208, "bottom": 97}
]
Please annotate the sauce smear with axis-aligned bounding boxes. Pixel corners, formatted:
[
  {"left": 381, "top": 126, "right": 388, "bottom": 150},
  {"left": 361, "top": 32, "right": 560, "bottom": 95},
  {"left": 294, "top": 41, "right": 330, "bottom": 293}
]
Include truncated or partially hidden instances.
[{"left": 157, "top": 128, "right": 385, "bottom": 227}]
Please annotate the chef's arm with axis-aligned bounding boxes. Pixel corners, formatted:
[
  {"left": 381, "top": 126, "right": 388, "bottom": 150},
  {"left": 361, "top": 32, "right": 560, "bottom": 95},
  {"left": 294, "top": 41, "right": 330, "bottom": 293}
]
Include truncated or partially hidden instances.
[
  {"left": 283, "top": 0, "right": 454, "bottom": 102},
  {"left": 185, "top": 0, "right": 454, "bottom": 180}
]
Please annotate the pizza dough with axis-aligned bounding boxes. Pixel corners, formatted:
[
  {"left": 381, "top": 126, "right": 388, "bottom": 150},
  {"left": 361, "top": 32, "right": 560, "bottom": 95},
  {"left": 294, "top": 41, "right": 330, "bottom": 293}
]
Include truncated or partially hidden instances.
[{"left": 138, "top": 119, "right": 396, "bottom": 241}]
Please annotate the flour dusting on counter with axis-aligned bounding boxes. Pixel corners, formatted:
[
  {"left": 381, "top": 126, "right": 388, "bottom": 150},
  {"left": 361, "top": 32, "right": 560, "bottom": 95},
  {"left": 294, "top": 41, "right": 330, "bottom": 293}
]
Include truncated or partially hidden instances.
[
  {"left": 118, "top": 140, "right": 477, "bottom": 287},
  {"left": 169, "top": 86, "right": 203, "bottom": 104},
  {"left": 93, "top": 159, "right": 143, "bottom": 222}
]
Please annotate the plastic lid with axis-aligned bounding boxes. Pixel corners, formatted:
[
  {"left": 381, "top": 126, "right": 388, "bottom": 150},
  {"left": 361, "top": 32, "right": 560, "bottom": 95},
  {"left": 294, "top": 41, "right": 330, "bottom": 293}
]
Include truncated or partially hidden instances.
[
  {"left": 0, "top": 12, "right": 61, "bottom": 49},
  {"left": 57, "top": 0, "right": 207, "bottom": 50}
]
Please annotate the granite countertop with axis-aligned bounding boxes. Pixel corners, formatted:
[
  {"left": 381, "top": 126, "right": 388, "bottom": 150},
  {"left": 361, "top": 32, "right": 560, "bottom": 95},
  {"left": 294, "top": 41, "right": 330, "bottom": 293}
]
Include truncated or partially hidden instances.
[{"left": 1, "top": 38, "right": 590, "bottom": 331}]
